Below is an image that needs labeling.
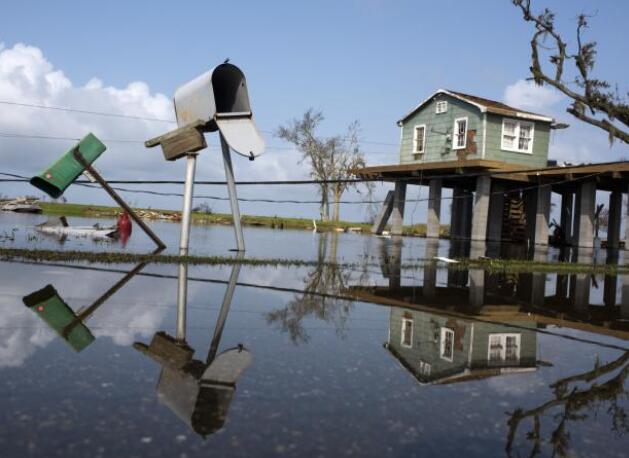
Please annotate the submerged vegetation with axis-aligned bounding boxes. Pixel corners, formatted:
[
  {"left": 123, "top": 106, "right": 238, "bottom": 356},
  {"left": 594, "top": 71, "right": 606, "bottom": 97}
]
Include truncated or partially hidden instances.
[{"left": 0, "top": 246, "right": 626, "bottom": 275}]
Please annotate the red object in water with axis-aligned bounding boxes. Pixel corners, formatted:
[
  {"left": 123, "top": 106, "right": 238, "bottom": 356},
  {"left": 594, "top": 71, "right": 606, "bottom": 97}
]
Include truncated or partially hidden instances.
[{"left": 117, "top": 212, "right": 132, "bottom": 246}]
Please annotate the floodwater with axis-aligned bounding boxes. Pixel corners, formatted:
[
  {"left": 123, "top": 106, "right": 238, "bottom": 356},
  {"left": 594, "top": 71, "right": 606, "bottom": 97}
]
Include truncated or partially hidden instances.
[{"left": 0, "top": 213, "right": 627, "bottom": 457}]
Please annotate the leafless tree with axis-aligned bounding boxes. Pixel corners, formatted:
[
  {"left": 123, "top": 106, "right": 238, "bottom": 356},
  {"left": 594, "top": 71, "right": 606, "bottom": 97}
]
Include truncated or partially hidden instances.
[
  {"left": 513, "top": 0, "right": 629, "bottom": 144},
  {"left": 277, "top": 109, "right": 369, "bottom": 221}
]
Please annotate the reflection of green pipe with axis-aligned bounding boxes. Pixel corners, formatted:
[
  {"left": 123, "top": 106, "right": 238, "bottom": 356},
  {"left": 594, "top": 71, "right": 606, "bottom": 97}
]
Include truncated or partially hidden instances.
[{"left": 22, "top": 285, "right": 94, "bottom": 352}]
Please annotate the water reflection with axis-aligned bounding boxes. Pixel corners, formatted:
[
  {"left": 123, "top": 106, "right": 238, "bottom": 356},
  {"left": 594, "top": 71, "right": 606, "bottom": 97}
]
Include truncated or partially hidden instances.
[
  {"left": 266, "top": 233, "right": 355, "bottom": 343},
  {"left": 506, "top": 351, "right": 629, "bottom": 457},
  {"left": 0, "top": 229, "right": 628, "bottom": 456},
  {"left": 134, "top": 257, "right": 252, "bottom": 438},
  {"left": 21, "top": 260, "right": 149, "bottom": 352}
]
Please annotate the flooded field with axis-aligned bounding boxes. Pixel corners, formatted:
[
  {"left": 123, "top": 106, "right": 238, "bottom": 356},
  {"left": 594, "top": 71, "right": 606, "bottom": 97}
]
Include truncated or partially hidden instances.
[{"left": 0, "top": 213, "right": 627, "bottom": 457}]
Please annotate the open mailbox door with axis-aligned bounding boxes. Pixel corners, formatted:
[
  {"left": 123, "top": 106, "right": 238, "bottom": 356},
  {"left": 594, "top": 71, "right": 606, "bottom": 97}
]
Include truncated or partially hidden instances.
[{"left": 174, "top": 63, "right": 265, "bottom": 158}]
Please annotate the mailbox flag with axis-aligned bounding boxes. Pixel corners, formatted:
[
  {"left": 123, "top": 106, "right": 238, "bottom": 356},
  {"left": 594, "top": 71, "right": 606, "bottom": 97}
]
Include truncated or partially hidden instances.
[
  {"left": 30, "top": 133, "right": 106, "bottom": 198},
  {"left": 23, "top": 284, "right": 95, "bottom": 352},
  {"left": 216, "top": 116, "right": 265, "bottom": 159}
]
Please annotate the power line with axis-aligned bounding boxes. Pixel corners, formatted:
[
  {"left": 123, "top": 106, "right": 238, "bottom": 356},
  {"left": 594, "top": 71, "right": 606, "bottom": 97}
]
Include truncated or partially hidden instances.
[
  {"left": 0, "top": 99, "right": 176, "bottom": 123},
  {"left": 0, "top": 100, "right": 400, "bottom": 150},
  {"left": 0, "top": 131, "right": 396, "bottom": 155},
  {"left": 0, "top": 171, "right": 604, "bottom": 205}
]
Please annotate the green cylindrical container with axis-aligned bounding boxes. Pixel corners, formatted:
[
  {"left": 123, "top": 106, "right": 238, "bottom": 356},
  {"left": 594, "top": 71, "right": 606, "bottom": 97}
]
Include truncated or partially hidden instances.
[
  {"left": 30, "top": 133, "right": 106, "bottom": 198},
  {"left": 23, "top": 284, "right": 95, "bottom": 352}
]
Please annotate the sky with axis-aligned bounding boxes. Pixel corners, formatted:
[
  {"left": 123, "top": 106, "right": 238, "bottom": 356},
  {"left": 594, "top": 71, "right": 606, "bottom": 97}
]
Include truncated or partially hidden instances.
[{"left": 0, "top": 0, "right": 627, "bottom": 223}]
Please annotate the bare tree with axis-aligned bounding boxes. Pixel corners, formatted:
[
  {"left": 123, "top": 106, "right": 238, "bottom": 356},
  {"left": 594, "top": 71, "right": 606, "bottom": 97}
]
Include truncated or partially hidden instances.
[
  {"left": 513, "top": 0, "right": 629, "bottom": 144},
  {"left": 277, "top": 109, "right": 369, "bottom": 221}
]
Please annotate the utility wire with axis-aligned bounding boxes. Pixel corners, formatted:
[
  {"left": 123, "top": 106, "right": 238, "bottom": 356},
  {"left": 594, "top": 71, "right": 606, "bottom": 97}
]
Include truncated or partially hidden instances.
[
  {"left": 0, "top": 100, "right": 400, "bottom": 147},
  {"left": 0, "top": 171, "right": 604, "bottom": 205},
  {"left": 0, "top": 131, "right": 395, "bottom": 155}
]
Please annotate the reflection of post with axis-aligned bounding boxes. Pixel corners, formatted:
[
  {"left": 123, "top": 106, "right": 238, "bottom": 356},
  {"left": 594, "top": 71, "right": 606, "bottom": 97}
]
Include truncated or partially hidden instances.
[
  {"left": 207, "top": 254, "right": 243, "bottom": 363},
  {"left": 221, "top": 134, "right": 245, "bottom": 252},
  {"left": 389, "top": 237, "right": 403, "bottom": 289},
  {"left": 423, "top": 240, "right": 438, "bottom": 299},
  {"left": 621, "top": 275, "right": 629, "bottom": 319},
  {"left": 176, "top": 263, "right": 188, "bottom": 342},
  {"left": 570, "top": 250, "right": 592, "bottom": 313},
  {"left": 531, "top": 249, "right": 546, "bottom": 306},
  {"left": 604, "top": 251, "right": 619, "bottom": 309}
]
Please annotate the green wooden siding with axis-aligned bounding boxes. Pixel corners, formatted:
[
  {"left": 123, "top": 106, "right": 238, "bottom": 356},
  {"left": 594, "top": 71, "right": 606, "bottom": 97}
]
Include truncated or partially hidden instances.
[
  {"left": 388, "top": 308, "right": 538, "bottom": 383},
  {"left": 399, "top": 94, "right": 551, "bottom": 167},
  {"left": 469, "top": 321, "right": 538, "bottom": 369},
  {"left": 399, "top": 95, "right": 483, "bottom": 164},
  {"left": 484, "top": 114, "right": 550, "bottom": 167},
  {"left": 388, "top": 307, "right": 471, "bottom": 382}
]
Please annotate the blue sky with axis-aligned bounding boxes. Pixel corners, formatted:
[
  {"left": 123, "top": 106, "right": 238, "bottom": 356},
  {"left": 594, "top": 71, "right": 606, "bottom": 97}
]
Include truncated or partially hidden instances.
[{"left": 1, "top": 0, "right": 627, "bottom": 221}]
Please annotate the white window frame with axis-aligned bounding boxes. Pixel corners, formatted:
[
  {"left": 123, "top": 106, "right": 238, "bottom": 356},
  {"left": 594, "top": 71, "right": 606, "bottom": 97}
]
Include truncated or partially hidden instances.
[
  {"left": 452, "top": 117, "right": 468, "bottom": 150},
  {"left": 440, "top": 327, "right": 455, "bottom": 362},
  {"left": 500, "top": 118, "right": 535, "bottom": 154},
  {"left": 435, "top": 101, "right": 448, "bottom": 114},
  {"left": 487, "top": 333, "right": 521, "bottom": 365},
  {"left": 401, "top": 318, "right": 414, "bottom": 348},
  {"left": 419, "top": 361, "right": 431, "bottom": 376},
  {"left": 412, "top": 124, "right": 426, "bottom": 155}
]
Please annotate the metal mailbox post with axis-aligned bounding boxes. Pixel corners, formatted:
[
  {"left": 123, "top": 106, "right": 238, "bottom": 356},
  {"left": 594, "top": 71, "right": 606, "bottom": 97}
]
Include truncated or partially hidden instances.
[{"left": 146, "top": 62, "right": 265, "bottom": 254}]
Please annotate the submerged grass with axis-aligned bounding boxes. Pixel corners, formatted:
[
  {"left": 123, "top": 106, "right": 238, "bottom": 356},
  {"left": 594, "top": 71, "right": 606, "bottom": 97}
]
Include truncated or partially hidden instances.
[{"left": 0, "top": 247, "right": 626, "bottom": 275}]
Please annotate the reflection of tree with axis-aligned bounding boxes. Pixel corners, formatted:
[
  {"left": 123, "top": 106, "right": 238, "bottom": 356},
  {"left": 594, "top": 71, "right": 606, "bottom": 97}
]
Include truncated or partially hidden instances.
[
  {"left": 265, "top": 233, "right": 354, "bottom": 343},
  {"left": 506, "top": 351, "right": 629, "bottom": 457}
]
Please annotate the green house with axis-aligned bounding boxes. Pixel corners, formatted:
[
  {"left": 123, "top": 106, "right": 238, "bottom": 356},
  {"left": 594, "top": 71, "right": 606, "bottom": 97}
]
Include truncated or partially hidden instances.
[{"left": 397, "top": 89, "right": 554, "bottom": 168}]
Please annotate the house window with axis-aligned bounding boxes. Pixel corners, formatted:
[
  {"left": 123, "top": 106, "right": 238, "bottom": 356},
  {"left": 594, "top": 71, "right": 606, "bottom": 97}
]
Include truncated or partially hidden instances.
[
  {"left": 413, "top": 125, "right": 426, "bottom": 155},
  {"left": 488, "top": 333, "right": 521, "bottom": 365},
  {"left": 452, "top": 117, "right": 467, "bottom": 149},
  {"left": 401, "top": 318, "right": 413, "bottom": 348},
  {"left": 501, "top": 118, "right": 534, "bottom": 154},
  {"left": 435, "top": 101, "right": 448, "bottom": 114},
  {"left": 440, "top": 327, "right": 454, "bottom": 361},
  {"left": 419, "top": 361, "right": 431, "bottom": 376}
]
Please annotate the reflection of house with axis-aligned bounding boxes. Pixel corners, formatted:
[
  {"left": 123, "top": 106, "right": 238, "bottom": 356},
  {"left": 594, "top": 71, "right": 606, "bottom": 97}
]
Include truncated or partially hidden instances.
[{"left": 386, "top": 307, "right": 537, "bottom": 384}]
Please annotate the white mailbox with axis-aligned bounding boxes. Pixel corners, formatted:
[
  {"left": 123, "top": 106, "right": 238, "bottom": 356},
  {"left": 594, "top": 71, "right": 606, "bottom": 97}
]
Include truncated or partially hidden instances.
[{"left": 173, "top": 63, "right": 265, "bottom": 159}]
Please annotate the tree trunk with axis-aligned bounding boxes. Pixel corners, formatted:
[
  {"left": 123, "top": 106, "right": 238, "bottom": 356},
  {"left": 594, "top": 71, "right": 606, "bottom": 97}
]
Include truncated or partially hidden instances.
[
  {"left": 320, "top": 186, "right": 330, "bottom": 221},
  {"left": 332, "top": 184, "right": 342, "bottom": 222}
]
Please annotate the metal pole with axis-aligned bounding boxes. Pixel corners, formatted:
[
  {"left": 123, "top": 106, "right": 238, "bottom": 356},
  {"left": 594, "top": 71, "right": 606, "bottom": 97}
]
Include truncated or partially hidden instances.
[
  {"left": 72, "top": 150, "right": 166, "bottom": 250},
  {"left": 220, "top": 134, "right": 245, "bottom": 251},
  {"left": 206, "top": 253, "right": 243, "bottom": 363},
  {"left": 176, "top": 262, "right": 187, "bottom": 342},
  {"left": 175, "top": 153, "right": 197, "bottom": 343},
  {"left": 179, "top": 153, "right": 197, "bottom": 256}
]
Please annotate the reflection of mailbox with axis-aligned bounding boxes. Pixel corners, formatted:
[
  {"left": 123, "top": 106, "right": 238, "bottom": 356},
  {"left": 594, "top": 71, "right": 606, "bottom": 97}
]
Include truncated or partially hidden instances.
[{"left": 22, "top": 285, "right": 95, "bottom": 352}]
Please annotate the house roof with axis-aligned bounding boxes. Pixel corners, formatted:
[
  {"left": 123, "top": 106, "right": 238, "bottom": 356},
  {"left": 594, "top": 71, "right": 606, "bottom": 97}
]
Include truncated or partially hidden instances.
[{"left": 398, "top": 89, "right": 554, "bottom": 125}]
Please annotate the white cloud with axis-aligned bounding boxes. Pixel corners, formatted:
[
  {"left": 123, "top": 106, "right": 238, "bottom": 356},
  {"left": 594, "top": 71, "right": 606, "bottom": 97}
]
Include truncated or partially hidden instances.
[
  {"left": 504, "top": 79, "right": 563, "bottom": 112},
  {"left": 0, "top": 43, "right": 302, "bottom": 184}
]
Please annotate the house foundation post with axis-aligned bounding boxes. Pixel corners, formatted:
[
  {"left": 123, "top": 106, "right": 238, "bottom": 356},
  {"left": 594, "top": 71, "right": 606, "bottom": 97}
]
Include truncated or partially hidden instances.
[
  {"left": 371, "top": 190, "right": 395, "bottom": 235},
  {"left": 487, "top": 181, "right": 505, "bottom": 242},
  {"left": 391, "top": 181, "right": 407, "bottom": 236},
  {"left": 471, "top": 176, "right": 491, "bottom": 242},
  {"left": 607, "top": 186, "right": 623, "bottom": 249},
  {"left": 560, "top": 191, "right": 574, "bottom": 245},
  {"left": 534, "top": 183, "right": 551, "bottom": 246},
  {"left": 450, "top": 186, "right": 464, "bottom": 239},
  {"left": 574, "top": 180, "right": 596, "bottom": 248},
  {"left": 426, "top": 179, "right": 442, "bottom": 238}
]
